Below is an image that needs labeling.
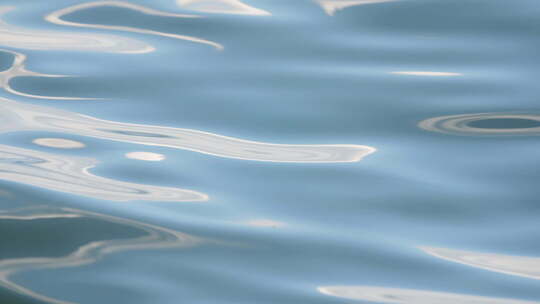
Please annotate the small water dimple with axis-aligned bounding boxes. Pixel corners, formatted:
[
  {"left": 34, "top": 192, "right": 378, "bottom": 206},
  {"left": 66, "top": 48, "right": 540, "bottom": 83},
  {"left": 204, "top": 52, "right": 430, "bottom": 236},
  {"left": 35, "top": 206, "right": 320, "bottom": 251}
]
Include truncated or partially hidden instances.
[{"left": 467, "top": 118, "right": 540, "bottom": 129}]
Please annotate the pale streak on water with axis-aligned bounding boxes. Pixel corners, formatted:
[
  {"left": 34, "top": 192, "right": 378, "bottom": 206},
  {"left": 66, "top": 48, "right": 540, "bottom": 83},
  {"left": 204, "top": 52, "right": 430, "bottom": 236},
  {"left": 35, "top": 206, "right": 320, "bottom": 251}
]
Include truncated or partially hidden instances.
[
  {"left": 0, "top": 48, "right": 85, "bottom": 100},
  {"left": 177, "top": 0, "right": 271, "bottom": 16},
  {"left": 390, "top": 71, "right": 463, "bottom": 77},
  {"left": 316, "top": 0, "right": 396, "bottom": 16},
  {"left": 125, "top": 151, "right": 166, "bottom": 161},
  {"left": 0, "top": 143, "right": 208, "bottom": 201},
  {"left": 421, "top": 247, "right": 540, "bottom": 281},
  {"left": 0, "top": 7, "right": 152, "bottom": 53},
  {"left": 45, "top": 1, "right": 224, "bottom": 51},
  {"left": 0, "top": 0, "right": 539, "bottom": 303},
  {"left": 318, "top": 286, "right": 540, "bottom": 304},
  {"left": 0, "top": 96, "right": 375, "bottom": 162},
  {"left": 32, "top": 138, "right": 86, "bottom": 149}
]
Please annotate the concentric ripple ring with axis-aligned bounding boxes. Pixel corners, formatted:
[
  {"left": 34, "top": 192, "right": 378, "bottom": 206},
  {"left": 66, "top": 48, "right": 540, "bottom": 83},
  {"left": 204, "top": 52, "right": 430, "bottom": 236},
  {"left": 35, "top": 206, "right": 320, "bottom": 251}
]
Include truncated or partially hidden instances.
[{"left": 418, "top": 113, "right": 540, "bottom": 136}]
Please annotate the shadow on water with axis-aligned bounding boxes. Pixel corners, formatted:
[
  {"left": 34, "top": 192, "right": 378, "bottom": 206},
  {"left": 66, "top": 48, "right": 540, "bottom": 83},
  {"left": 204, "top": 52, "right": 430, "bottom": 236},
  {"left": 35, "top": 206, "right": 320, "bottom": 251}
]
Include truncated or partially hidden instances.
[{"left": 0, "top": 205, "right": 201, "bottom": 303}]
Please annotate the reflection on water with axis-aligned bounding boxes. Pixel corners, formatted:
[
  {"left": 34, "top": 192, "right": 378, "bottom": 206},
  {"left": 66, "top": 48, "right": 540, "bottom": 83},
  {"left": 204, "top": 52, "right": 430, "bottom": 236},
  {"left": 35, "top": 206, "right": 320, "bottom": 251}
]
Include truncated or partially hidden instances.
[
  {"left": 318, "top": 286, "right": 539, "bottom": 304},
  {"left": 0, "top": 97, "right": 375, "bottom": 163},
  {"left": 0, "top": 206, "right": 200, "bottom": 303},
  {"left": 244, "top": 219, "right": 285, "bottom": 228},
  {"left": 0, "top": 7, "right": 152, "bottom": 54},
  {"left": 390, "top": 71, "right": 462, "bottom": 77},
  {"left": 422, "top": 247, "right": 540, "bottom": 281},
  {"left": 419, "top": 113, "right": 540, "bottom": 136},
  {"left": 0, "top": 48, "right": 375, "bottom": 163},
  {"left": 125, "top": 151, "right": 166, "bottom": 161},
  {"left": 0, "top": 42, "right": 376, "bottom": 203},
  {"left": 316, "top": 0, "right": 396, "bottom": 16},
  {"left": 33, "top": 138, "right": 86, "bottom": 149},
  {"left": 0, "top": 143, "right": 207, "bottom": 201},
  {"left": 177, "top": 0, "right": 271, "bottom": 16},
  {"left": 0, "top": 49, "right": 83, "bottom": 100},
  {"left": 0, "top": 0, "right": 538, "bottom": 302},
  {"left": 45, "top": 1, "right": 223, "bottom": 51}
]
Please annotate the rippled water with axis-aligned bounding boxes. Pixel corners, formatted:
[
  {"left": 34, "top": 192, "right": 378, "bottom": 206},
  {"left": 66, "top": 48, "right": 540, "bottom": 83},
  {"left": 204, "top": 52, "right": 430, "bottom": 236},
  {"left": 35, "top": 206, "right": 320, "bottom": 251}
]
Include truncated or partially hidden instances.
[{"left": 1, "top": 0, "right": 539, "bottom": 303}]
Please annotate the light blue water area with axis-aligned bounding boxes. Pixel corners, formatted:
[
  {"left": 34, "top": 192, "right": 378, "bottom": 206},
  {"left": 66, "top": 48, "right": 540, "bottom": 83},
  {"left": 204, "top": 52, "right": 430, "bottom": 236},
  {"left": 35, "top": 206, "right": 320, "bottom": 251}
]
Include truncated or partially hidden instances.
[{"left": 0, "top": 0, "right": 539, "bottom": 303}]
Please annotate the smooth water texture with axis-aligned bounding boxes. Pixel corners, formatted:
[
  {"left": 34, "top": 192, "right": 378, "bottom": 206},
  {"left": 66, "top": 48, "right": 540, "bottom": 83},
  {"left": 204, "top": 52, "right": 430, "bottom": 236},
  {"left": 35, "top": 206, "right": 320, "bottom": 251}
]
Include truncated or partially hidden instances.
[{"left": 0, "top": 0, "right": 539, "bottom": 303}]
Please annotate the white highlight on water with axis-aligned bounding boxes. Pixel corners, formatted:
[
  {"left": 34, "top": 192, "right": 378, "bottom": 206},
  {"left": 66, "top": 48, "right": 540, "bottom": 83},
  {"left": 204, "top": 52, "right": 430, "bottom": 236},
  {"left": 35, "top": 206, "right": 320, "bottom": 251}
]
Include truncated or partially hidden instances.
[
  {"left": 245, "top": 219, "right": 285, "bottom": 228},
  {"left": 46, "top": 1, "right": 223, "bottom": 51},
  {"left": 33, "top": 138, "right": 86, "bottom": 149},
  {"left": 126, "top": 151, "right": 166, "bottom": 161},
  {"left": 421, "top": 247, "right": 540, "bottom": 281},
  {"left": 0, "top": 48, "right": 91, "bottom": 100},
  {"left": 0, "top": 7, "right": 153, "bottom": 54},
  {"left": 0, "top": 96, "right": 376, "bottom": 163},
  {"left": 0, "top": 143, "right": 207, "bottom": 202},
  {"left": 318, "top": 286, "right": 540, "bottom": 304},
  {"left": 317, "top": 0, "right": 396, "bottom": 16},
  {"left": 391, "top": 71, "right": 463, "bottom": 76},
  {"left": 177, "top": 0, "right": 271, "bottom": 16},
  {"left": 0, "top": 49, "right": 375, "bottom": 201}
]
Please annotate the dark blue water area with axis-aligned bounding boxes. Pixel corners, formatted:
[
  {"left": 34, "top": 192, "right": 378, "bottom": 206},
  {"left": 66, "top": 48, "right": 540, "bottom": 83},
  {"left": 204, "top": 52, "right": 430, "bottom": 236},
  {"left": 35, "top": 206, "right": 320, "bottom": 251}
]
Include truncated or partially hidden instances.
[{"left": 1, "top": 0, "right": 540, "bottom": 303}]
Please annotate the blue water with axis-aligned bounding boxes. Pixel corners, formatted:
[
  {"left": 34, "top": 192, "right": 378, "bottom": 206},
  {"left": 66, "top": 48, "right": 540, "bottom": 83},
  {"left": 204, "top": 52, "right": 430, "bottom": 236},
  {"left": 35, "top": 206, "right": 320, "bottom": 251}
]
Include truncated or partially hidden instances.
[{"left": 1, "top": 0, "right": 540, "bottom": 303}]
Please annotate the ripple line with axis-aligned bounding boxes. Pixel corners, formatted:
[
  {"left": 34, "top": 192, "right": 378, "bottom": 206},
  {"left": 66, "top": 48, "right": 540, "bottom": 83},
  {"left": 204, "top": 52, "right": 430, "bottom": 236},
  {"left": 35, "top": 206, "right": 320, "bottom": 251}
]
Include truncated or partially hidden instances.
[
  {"left": 177, "top": 0, "right": 271, "bottom": 16},
  {"left": 316, "top": 0, "right": 396, "bottom": 16},
  {"left": 0, "top": 143, "right": 208, "bottom": 202},
  {"left": 0, "top": 49, "right": 94, "bottom": 100},
  {"left": 421, "top": 247, "right": 540, "bottom": 281},
  {"left": 45, "top": 1, "right": 223, "bottom": 50},
  {"left": 419, "top": 113, "right": 540, "bottom": 136},
  {"left": 318, "top": 286, "right": 539, "bottom": 304},
  {"left": 0, "top": 98, "right": 375, "bottom": 163},
  {"left": 0, "top": 6, "right": 153, "bottom": 53},
  {"left": 0, "top": 51, "right": 375, "bottom": 163}
]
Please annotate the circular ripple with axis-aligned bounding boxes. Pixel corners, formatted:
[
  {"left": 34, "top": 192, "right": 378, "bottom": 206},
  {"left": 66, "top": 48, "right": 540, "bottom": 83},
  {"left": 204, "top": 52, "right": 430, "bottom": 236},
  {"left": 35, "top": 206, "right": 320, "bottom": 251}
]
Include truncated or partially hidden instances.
[{"left": 418, "top": 113, "right": 540, "bottom": 136}]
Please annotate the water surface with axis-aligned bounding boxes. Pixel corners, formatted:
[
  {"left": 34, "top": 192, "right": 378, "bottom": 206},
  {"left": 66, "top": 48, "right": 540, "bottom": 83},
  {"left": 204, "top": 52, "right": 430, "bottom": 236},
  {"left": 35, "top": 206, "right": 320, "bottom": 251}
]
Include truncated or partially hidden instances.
[{"left": 0, "top": 0, "right": 539, "bottom": 303}]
